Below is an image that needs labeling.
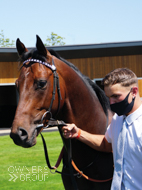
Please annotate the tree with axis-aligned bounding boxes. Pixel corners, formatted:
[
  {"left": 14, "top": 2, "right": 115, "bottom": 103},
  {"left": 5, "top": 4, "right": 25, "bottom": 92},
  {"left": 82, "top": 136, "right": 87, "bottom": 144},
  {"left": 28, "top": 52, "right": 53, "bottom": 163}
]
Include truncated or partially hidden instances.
[
  {"left": 0, "top": 30, "right": 65, "bottom": 47},
  {"left": 44, "top": 32, "right": 65, "bottom": 46},
  {"left": 0, "top": 30, "right": 15, "bottom": 47}
]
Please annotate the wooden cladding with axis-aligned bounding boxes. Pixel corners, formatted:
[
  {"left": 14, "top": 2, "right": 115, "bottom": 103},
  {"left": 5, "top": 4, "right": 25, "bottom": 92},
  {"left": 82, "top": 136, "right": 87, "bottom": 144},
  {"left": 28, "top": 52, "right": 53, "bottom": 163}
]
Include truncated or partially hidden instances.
[
  {"left": 138, "top": 80, "right": 142, "bottom": 97},
  {"left": 67, "top": 55, "right": 142, "bottom": 97},
  {"left": 0, "top": 62, "right": 19, "bottom": 83},
  {"left": 1, "top": 54, "right": 142, "bottom": 96},
  {"left": 1, "top": 55, "right": 142, "bottom": 83},
  {"left": 67, "top": 54, "right": 142, "bottom": 79}
]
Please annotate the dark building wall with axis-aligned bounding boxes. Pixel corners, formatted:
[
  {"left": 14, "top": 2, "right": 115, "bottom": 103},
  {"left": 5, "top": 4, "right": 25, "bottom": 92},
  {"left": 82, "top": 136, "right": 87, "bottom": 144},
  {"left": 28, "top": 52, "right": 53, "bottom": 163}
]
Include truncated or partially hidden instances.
[{"left": 0, "top": 86, "right": 18, "bottom": 128}]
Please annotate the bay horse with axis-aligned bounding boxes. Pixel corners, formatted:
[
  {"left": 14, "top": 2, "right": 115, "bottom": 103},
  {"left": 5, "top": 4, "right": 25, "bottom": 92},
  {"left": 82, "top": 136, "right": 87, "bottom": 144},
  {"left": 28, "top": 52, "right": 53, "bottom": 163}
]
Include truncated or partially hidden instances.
[{"left": 10, "top": 35, "right": 113, "bottom": 190}]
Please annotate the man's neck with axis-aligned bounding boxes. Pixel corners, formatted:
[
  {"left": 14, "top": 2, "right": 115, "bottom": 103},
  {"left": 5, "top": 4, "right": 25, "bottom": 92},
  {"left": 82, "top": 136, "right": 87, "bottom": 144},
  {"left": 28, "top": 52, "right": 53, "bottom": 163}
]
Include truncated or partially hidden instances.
[{"left": 127, "top": 97, "right": 142, "bottom": 116}]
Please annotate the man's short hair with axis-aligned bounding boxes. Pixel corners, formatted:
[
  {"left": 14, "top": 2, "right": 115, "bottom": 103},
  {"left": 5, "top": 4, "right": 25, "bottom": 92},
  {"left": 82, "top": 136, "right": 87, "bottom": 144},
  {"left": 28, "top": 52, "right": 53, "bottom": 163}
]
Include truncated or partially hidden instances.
[{"left": 102, "top": 68, "right": 138, "bottom": 87}]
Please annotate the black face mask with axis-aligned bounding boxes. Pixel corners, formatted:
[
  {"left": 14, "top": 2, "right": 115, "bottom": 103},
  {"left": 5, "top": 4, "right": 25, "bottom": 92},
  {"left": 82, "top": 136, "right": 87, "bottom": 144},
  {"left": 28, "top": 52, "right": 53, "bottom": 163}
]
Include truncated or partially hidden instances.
[{"left": 110, "top": 90, "right": 135, "bottom": 116}]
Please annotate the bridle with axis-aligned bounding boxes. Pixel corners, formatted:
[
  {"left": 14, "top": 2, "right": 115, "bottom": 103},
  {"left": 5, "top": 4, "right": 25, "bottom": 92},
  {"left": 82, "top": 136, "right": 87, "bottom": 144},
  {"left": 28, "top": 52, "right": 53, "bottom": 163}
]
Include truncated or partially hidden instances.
[
  {"left": 22, "top": 57, "right": 112, "bottom": 189},
  {"left": 23, "top": 58, "right": 62, "bottom": 129}
]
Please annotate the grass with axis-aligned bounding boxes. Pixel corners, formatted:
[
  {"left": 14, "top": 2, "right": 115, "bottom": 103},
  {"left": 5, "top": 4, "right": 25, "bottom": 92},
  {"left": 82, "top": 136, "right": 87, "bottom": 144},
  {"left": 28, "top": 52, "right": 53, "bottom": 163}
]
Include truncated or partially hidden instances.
[{"left": 0, "top": 131, "right": 65, "bottom": 190}]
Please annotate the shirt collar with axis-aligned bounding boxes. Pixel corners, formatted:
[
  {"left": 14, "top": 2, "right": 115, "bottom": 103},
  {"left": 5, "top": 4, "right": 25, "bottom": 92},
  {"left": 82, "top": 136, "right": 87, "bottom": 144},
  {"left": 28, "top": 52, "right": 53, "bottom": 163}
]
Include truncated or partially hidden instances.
[{"left": 125, "top": 104, "right": 142, "bottom": 125}]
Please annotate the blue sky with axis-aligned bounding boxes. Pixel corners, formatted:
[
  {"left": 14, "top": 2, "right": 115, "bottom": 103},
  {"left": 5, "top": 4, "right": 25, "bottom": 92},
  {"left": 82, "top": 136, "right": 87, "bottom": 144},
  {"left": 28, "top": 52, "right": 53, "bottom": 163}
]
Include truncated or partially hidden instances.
[{"left": 1, "top": 0, "right": 142, "bottom": 47}]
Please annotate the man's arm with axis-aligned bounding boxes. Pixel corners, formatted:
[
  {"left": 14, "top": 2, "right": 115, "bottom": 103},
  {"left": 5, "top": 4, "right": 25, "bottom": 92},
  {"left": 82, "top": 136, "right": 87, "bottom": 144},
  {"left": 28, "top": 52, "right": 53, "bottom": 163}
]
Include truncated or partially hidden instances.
[{"left": 62, "top": 124, "right": 112, "bottom": 153}]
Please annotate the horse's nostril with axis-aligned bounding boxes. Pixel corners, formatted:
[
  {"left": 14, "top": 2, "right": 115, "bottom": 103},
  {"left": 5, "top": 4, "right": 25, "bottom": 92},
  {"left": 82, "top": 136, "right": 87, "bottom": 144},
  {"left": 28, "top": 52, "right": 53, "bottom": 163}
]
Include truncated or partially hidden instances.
[{"left": 18, "top": 127, "right": 28, "bottom": 141}]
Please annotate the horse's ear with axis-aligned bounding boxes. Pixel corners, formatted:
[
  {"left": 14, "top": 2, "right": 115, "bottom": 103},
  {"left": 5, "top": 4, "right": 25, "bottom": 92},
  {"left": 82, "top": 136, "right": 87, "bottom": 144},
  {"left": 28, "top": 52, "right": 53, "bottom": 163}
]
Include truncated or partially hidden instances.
[
  {"left": 36, "top": 35, "right": 47, "bottom": 56},
  {"left": 16, "top": 38, "right": 28, "bottom": 57},
  {"left": 36, "top": 35, "right": 52, "bottom": 61}
]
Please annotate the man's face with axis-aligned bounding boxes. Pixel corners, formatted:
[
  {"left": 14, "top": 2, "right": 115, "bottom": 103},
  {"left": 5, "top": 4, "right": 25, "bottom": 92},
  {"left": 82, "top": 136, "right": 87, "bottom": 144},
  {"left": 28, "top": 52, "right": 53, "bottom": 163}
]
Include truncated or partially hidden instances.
[{"left": 104, "top": 83, "right": 132, "bottom": 105}]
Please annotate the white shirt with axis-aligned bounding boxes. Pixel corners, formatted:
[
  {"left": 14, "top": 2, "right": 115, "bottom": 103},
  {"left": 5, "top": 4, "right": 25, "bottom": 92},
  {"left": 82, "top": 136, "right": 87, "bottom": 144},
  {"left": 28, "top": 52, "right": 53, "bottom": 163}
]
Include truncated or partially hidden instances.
[{"left": 105, "top": 104, "right": 142, "bottom": 190}]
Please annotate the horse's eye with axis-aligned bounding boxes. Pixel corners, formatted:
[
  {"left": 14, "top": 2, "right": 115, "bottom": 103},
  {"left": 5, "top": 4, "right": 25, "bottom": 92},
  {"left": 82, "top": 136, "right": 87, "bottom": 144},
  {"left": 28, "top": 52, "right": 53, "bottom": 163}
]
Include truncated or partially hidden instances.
[{"left": 37, "top": 80, "right": 47, "bottom": 89}]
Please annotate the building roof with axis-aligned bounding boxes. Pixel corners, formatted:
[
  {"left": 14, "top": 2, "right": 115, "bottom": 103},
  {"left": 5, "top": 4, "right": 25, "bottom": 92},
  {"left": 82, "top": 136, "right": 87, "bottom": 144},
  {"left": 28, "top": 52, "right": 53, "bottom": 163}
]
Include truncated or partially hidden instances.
[{"left": 0, "top": 41, "right": 142, "bottom": 62}]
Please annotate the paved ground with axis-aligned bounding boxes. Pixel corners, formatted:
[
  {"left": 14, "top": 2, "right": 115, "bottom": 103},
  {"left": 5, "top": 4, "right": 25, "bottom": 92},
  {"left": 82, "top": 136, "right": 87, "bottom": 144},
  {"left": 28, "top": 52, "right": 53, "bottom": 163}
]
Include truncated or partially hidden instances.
[{"left": 0, "top": 127, "right": 58, "bottom": 136}]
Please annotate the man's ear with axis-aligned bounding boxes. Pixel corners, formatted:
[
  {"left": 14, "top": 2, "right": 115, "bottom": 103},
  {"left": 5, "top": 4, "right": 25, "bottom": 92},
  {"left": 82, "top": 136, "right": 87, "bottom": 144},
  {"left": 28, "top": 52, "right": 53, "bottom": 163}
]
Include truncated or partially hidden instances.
[{"left": 131, "top": 87, "right": 138, "bottom": 97}]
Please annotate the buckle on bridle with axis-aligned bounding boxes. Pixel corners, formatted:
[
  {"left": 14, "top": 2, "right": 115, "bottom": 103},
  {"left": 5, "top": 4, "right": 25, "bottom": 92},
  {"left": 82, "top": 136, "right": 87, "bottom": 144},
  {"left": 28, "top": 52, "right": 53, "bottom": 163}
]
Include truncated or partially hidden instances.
[
  {"left": 36, "top": 110, "right": 52, "bottom": 129},
  {"left": 77, "top": 171, "right": 83, "bottom": 178},
  {"left": 50, "top": 168, "right": 57, "bottom": 174},
  {"left": 41, "top": 111, "right": 52, "bottom": 125}
]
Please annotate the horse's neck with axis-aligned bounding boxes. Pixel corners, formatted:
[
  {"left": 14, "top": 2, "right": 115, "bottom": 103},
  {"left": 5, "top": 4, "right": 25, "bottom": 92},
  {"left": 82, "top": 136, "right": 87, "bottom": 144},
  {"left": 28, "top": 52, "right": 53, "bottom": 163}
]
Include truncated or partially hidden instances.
[{"left": 58, "top": 66, "right": 107, "bottom": 134}]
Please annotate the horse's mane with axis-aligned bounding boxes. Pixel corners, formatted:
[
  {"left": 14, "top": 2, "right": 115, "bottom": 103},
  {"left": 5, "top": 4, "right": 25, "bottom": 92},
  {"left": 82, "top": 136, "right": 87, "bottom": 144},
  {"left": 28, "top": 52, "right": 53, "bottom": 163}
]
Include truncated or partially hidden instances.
[
  {"left": 60, "top": 57, "right": 110, "bottom": 116},
  {"left": 19, "top": 48, "right": 110, "bottom": 116},
  {"left": 47, "top": 49, "right": 110, "bottom": 116}
]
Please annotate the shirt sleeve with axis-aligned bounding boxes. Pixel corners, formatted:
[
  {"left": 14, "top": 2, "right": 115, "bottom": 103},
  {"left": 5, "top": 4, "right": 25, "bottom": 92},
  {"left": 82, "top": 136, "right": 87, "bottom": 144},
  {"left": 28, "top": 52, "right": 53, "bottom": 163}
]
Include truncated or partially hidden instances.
[
  {"left": 105, "top": 113, "right": 118, "bottom": 143},
  {"left": 105, "top": 124, "right": 112, "bottom": 143}
]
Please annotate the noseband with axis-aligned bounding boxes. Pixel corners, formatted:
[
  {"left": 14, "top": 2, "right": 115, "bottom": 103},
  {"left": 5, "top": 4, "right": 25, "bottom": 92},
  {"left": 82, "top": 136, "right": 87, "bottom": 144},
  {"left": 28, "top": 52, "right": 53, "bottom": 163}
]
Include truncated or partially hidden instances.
[{"left": 23, "top": 58, "right": 62, "bottom": 128}]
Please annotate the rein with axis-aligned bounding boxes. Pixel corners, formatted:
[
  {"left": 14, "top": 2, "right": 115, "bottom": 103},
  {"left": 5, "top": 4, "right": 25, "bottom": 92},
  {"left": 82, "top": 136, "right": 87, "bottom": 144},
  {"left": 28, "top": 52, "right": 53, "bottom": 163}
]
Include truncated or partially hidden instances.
[{"left": 40, "top": 120, "right": 112, "bottom": 183}]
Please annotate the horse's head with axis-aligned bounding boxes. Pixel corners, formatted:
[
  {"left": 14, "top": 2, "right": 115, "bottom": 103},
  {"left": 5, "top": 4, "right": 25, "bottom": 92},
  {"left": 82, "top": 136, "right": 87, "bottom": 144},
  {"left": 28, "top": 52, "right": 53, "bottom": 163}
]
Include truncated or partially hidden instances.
[{"left": 10, "top": 35, "right": 64, "bottom": 148}]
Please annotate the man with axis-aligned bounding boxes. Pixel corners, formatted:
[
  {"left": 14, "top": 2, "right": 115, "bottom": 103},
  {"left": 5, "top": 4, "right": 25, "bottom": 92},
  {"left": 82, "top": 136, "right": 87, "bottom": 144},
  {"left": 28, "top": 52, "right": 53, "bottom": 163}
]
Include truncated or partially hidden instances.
[{"left": 62, "top": 68, "right": 142, "bottom": 190}]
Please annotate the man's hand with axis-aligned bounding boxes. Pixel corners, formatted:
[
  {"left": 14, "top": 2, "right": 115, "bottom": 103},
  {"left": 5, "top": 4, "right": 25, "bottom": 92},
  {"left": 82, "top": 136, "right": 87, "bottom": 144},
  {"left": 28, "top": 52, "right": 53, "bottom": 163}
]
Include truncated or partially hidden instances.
[
  {"left": 62, "top": 124, "right": 80, "bottom": 139},
  {"left": 62, "top": 123, "right": 112, "bottom": 152}
]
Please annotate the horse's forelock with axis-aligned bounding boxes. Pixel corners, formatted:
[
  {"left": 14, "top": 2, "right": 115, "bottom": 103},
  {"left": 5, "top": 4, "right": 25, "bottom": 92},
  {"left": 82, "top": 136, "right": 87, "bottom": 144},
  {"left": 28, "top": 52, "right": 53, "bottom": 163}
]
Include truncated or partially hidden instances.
[
  {"left": 18, "top": 49, "right": 47, "bottom": 68},
  {"left": 21, "top": 49, "right": 47, "bottom": 62}
]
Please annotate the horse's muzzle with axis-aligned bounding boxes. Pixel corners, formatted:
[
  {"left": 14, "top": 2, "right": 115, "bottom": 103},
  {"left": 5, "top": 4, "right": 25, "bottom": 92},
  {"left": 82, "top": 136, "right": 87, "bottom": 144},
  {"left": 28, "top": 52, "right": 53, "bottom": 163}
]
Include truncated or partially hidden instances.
[{"left": 10, "top": 127, "right": 37, "bottom": 148}]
